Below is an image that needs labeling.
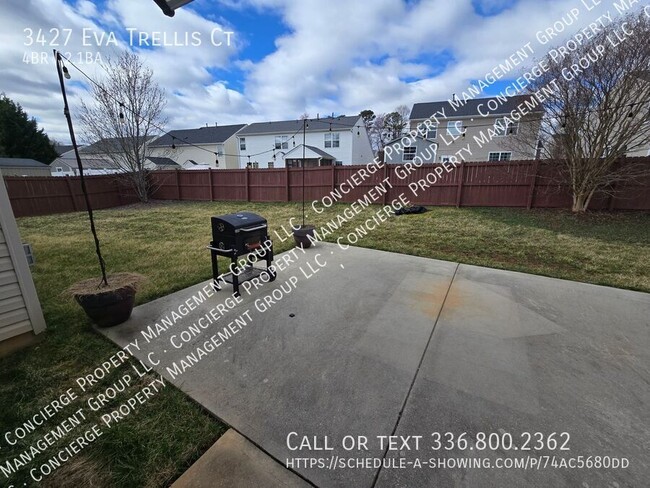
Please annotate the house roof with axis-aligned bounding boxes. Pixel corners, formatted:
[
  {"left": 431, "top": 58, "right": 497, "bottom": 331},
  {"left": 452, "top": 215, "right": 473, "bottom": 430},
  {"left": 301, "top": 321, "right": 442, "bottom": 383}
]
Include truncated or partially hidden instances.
[
  {"left": 147, "top": 157, "right": 180, "bottom": 167},
  {"left": 385, "top": 134, "right": 431, "bottom": 146},
  {"left": 52, "top": 155, "right": 121, "bottom": 170},
  {"left": 82, "top": 136, "right": 155, "bottom": 154},
  {"left": 149, "top": 124, "right": 246, "bottom": 147},
  {"left": 410, "top": 95, "right": 543, "bottom": 120},
  {"left": 284, "top": 144, "right": 336, "bottom": 160},
  {"left": 237, "top": 116, "right": 361, "bottom": 136},
  {"left": 0, "top": 157, "right": 49, "bottom": 168}
]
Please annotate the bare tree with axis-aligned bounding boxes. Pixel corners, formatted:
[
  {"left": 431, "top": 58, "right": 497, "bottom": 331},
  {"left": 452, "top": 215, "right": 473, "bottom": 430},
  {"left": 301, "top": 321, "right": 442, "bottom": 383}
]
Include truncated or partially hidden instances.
[
  {"left": 79, "top": 51, "right": 167, "bottom": 202},
  {"left": 383, "top": 105, "right": 410, "bottom": 141},
  {"left": 371, "top": 113, "right": 391, "bottom": 150},
  {"left": 514, "top": 11, "right": 650, "bottom": 212}
]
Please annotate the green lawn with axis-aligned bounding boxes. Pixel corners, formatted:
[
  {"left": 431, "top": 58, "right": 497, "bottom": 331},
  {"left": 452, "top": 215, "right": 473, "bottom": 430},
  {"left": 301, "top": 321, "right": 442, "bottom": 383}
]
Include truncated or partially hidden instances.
[{"left": 1, "top": 201, "right": 648, "bottom": 487}]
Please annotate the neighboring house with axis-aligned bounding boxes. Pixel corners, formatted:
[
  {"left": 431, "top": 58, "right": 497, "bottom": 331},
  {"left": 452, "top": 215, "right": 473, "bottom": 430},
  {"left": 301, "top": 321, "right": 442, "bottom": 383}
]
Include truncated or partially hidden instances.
[
  {"left": 50, "top": 148, "right": 122, "bottom": 176},
  {"left": 0, "top": 179, "right": 46, "bottom": 355},
  {"left": 0, "top": 158, "right": 51, "bottom": 177},
  {"left": 386, "top": 95, "right": 543, "bottom": 163},
  {"left": 182, "top": 160, "right": 212, "bottom": 170},
  {"left": 145, "top": 157, "right": 181, "bottom": 171},
  {"left": 235, "top": 116, "right": 374, "bottom": 168},
  {"left": 284, "top": 145, "right": 336, "bottom": 168},
  {"left": 149, "top": 124, "right": 246, "bottom": 169}
]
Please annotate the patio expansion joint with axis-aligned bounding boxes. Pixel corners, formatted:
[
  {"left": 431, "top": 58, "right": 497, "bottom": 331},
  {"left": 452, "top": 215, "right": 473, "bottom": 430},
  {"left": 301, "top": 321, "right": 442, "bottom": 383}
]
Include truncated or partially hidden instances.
[{"left": 370, "top": 262, "right": 460, "bottom": 488}]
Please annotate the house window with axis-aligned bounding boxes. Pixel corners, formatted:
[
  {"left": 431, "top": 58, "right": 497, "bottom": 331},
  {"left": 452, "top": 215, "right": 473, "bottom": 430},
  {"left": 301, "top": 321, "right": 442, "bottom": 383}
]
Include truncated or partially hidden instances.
[
  {"left": 251, "top": 161, "right": 259, "bottom": 169},
  {"left": 239, "top": 138, "right": 246, "bottom": 151},
  {"left": 55, "top": 167, "right": 63, "bottom": 172},
  {"left": 403, "top": 147, "right": 416, "bottom": 162},
  {"left": 324, "top": 133, "right": 340, "bottom": 148},
  {"left": 494, "top": 118, "right": 519, "bottom": 136},
  {"left": 335, "top": 160, "right": 343, "bottom": 166},
  {"left": 447, "top": 121, "right": 463, "bottom": 136},
  {"left": 488, "top": 152, "right": 512, "bottom": 161},
  {"left": 268, "top": 161, "right": 274, "bottom": 169},
  {"left": 426, "top": 126, "right": 437, "bottom": 139},
  {"left": 440, "top": 155, "right": 452, "bottom": 163},
  {"left": 275, "top": 136, "right": 289, "bottom": 150}
]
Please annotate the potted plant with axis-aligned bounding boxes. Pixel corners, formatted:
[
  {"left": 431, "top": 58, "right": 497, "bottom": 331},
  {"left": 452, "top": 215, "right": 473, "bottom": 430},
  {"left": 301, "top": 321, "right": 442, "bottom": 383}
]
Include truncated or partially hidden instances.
[
  {"left": 68, "top": 272, "right": 144, "bottom": 327},
  {"left": 55, "top": 50, "right": 143, "bottom": 327},
  {"left": 293, "top": 118, "right": 316, "bottom": 248}
]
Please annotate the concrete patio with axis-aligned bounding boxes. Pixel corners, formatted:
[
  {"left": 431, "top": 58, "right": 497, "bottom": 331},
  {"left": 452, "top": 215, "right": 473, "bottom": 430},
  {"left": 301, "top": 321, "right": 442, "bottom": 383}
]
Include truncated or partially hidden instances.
[{"left": 98, "top": 243, "right": 650, "bottom": 487}]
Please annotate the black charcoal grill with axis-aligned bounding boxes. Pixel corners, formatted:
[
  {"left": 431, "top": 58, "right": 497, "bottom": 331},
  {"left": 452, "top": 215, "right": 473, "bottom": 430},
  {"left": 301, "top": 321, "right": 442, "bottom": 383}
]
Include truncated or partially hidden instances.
[{"left": 208, "top": 212, "right": 275, "bottom": 296}]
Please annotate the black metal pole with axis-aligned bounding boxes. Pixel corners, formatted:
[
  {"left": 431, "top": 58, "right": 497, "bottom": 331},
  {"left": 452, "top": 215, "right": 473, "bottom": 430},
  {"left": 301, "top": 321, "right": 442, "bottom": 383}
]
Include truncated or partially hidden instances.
[
  {"left": 302, "top": 119, "right": 306, "bottom": 227},
  {"left": 54, "top": 50, "right": 108, "bottom": 286}
]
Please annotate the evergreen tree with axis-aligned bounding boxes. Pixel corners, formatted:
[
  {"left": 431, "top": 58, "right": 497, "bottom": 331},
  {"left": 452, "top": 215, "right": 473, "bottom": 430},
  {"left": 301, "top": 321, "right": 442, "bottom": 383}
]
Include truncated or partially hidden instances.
[{"left": 0, "top": 94, "right": 58, "bottom": 163}]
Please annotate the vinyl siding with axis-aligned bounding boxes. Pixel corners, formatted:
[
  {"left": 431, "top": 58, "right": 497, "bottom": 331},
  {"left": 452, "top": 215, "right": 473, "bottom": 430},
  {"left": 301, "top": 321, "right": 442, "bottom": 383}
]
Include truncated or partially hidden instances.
[
  {"left": 0, "top": 183, "right": 46, "bottom": 342},
  {"left": 0, "top": 226, "right": 31, "bottom": 338}
]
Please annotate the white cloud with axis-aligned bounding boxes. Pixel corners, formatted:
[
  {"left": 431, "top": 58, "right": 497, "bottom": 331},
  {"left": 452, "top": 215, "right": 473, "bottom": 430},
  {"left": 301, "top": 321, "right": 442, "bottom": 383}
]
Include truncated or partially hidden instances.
[{"left": 0, "top": 0, "right": 625, "bottom": 144}]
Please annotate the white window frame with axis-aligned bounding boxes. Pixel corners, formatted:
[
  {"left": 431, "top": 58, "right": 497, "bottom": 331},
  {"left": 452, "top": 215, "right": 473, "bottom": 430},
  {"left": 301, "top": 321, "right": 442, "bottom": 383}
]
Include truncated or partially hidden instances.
[
  {"left": 251, "top": 161, "right": 259, "bottom": 169},
  {"left": 55, "top": 167, "right": 63, "bottom": 172},
  {"left": 426, "top": 126, "right": 437, "bottom": 139},
  {"left": 239, "top": 137, "right": 246, "bottom": 151},
  {"left": 488, "top": 151, "right": 512, "bottom": 161},
  {"left": 439, "top": 155, "right": 452, "bottom": 163},
  {"left": 275, "top": 136, "right": 289, "bottom": 150},
  {"left": 402, "top": 147, "right": 416, "bottom": 162},
  {"left": 268, "top": 161, "right": 274, "bottom": 169},
  {"left": 447, "top": 121, "right": 463, "bottom": 136},
  {"left": 494, "top": 118, "right": 519, "bottom": 137},
  {"left": 324, "top": 132, "right": 340, "bottom": 148}
]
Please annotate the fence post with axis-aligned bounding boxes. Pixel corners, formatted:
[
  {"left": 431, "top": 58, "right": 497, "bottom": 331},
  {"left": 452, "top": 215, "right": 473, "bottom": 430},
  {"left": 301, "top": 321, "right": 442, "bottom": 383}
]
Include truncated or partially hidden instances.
[
  {"left": 331, "top": 164, "right": 336, "bottom": 193},
  {"left": 455, "top": 163, "right": 464, "bottom": 208},
  {"left": 65, "top": 176, "right": 78, "bottom": 211},
  {"left": 114, "top": 178, "right": 123, "bottom": 206},
  {"left": 383, "top": 163, "right": 389, "bottom": 205},
  {"left": 175, "top": 170, "right": 181, "bottom": 200},
  {"left": 285, "top": 165, "right": 290, "bottom": 201},
  {"left": 245, "top": 166, "right": 250, "bottom": 202},
  {"left": 607, "top": 181, "right": 617, "bottom": 211},
  {"left": 208, "top": 169, "right": 214, "bottom": 201},
  {"left": 527, "top": 160, "right": 540, "bottom": 209}
]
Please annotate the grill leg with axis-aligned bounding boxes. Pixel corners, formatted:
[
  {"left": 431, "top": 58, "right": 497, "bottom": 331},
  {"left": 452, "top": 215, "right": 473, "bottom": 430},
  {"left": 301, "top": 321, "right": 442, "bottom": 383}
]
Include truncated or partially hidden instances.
[
  {"left": 266, "top": 244, "right": 276, "bottom": 282},
  {"left": 231, "top": 254, "right": 240, "bottom": 297},
  {"left": 211, "top": 249, "right": 221, "bottom": 291}
]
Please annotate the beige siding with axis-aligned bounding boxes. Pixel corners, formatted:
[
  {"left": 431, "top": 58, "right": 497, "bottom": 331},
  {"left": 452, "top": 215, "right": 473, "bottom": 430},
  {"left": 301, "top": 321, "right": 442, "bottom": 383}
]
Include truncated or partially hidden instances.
[
  {"left": 0, "top": 182, "right": 46, "bottom": 342},
  {"left": 409, "top": 116, "right": 539, "bottom": 162},
  {"left": 0, "top": 227, "right": 31, "bottom": 336},
  {"left": 223, "top": 135, "right": 241, "bottom": 169}
]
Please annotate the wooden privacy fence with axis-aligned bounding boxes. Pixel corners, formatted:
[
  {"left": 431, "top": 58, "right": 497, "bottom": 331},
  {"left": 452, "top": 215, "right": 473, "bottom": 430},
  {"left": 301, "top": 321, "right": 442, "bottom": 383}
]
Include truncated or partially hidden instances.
[
  {"left": 3, "top": 175, "right": 139, "bottom": 217},
  {"left": 4, "top": 158, "right": 650, "bottom": 217},
  {"left": 148, "top": 158, "right": 650, "bottom": 211}
]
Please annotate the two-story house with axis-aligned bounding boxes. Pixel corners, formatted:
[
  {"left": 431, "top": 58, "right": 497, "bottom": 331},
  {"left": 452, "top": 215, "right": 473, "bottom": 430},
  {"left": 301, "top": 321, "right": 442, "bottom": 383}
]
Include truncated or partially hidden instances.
[
  {"left": 234, "top": 116, "right": 374, "bottom": 168},
  {"left": 148, "top": 124, "right": 246, "bottom": 169},
  {"left": 385, "top": 95, "right": 543, "bottom": 164}
]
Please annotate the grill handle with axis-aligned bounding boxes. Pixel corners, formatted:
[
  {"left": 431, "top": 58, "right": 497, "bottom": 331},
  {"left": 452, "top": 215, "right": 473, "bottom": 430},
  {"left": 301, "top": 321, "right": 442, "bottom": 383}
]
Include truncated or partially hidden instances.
[{"left": 237, "top": 224, "right": 267, "bottom": 233}]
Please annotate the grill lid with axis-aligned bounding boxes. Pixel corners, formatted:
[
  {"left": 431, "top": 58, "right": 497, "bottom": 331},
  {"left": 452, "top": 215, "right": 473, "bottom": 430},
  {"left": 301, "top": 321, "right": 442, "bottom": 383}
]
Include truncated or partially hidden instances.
[{"left": 211, "top": 212, "right": 267, "bottom": 233}]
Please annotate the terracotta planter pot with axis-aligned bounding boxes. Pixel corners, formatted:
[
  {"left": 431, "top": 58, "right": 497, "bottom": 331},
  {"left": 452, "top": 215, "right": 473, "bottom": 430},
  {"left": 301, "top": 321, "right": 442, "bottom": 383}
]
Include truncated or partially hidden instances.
[
  {"left": 293, "top": 225, "right": 316, "bottom": 249},
  {"left": 75, "top": 286, "right": 136, "bottom": 327}
]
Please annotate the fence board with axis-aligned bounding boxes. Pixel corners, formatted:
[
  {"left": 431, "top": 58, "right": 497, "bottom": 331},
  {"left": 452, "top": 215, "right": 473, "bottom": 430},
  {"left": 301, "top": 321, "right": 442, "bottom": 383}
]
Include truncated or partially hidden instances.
[{"left": 5, "top": 157, "right": 650, "bottom": 217}]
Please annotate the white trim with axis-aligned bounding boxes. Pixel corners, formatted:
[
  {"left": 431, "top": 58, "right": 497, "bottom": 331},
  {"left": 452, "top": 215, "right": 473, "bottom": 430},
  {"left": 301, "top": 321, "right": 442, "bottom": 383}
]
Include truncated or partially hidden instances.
[
  {"left": 0, "top": 180, "right": 46, "bottom": 336},
  {"left": 402, "top": 147, "right": 416, "bottom": 162},
  {"left": 488, "top": 151, "right": 512, "bottom": 161}
]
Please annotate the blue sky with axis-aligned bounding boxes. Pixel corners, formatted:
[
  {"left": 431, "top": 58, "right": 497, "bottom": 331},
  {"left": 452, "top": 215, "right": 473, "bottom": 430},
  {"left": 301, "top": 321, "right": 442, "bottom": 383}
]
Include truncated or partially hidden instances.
[{"left": 0, "top": 0, "right": 623, "bottom": 142}]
